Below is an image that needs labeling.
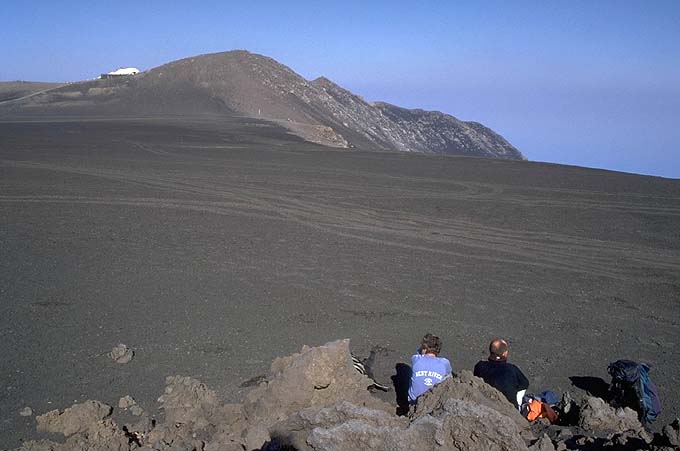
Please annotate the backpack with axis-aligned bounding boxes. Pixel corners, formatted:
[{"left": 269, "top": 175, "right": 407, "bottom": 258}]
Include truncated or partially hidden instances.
[{"left": 608, "top": 359, "right": 661, "bottom": 424}]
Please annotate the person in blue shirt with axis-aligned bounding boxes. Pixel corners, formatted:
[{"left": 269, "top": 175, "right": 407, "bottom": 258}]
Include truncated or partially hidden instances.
[{"left": 408, "top": 333, "right": 453, "bottom": 403}]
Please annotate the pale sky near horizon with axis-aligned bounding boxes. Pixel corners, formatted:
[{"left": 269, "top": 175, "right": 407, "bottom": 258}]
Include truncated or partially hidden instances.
[{"left": 2, "top": 1, "right": 679, "bottom": 178}]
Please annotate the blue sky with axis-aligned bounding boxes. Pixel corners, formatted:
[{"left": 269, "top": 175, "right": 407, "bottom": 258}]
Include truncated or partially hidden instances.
[{"left": 2, "top": 1, "right": 679, "bottom": 178}]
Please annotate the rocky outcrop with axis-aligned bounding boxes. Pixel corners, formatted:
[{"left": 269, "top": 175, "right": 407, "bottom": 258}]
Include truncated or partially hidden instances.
[
  {"left": 7, "top": 340, "right": 679, "bottom": 451},
  {"left": 577, "top": 396, "right": 644, "bottom": 436},
  {"left": 241, "top": 339, "right": 392, "bottom": 449},
  {"left": 664, "top": 419, "right": 680, "bottom": 447},
  {"left": 36, "top": 401, "right": 112, "bottom": 437},
  {"left": 411, "top": 370, "right": 528, "bottom": 428},
  {"left": 25, "top": 401, "right": 128, "bottom": 451}
]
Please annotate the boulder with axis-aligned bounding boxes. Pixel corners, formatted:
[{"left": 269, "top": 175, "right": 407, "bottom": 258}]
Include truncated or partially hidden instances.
[
  {"left": 36, "top": 400, "right": 112, "bottom": 437},
  {"left": 158, "top": 375, "right": 220, "bottom": 430},
  {"left": 663, "top": 418, "right": 680, "bottom": 447},
  {"left": 411, "top": 370, "right": 527, "bottom": 429},
  {"left": 241, "top": 339, "right": 391, "bottom": 449},
  {"left": 425, "top": 398, "right": 529, "bottom": 451},
  {"left": 577, "top": 397, "right": 642, "bottom": 436},
  {"left": 528, "top": 434, "right": 556, "bottom": 451},
  {"left": 14, "top": 419, "right": 129, "bottom": 451},
  {"left": 109, "top": 344, "right": 134, "bottom": 364},
  {"left": 117, "top": 395, "right": 135, "bottom": 409},
  {"left": 300, "top": 399, "right": 528, "bottom": 451},
  {"left": 59, "top": 419, "right": 130, "bottom": 451},
  {"left": 269, "top": 401, "right": 408, "bottom": 450},
  {"left": 305, "top": 416, "right": 436, "bottom": 451}
]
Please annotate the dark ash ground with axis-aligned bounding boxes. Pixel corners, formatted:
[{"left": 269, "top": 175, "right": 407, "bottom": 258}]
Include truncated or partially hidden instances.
[{"left": 1, "top": 116, "right": 679, "bottom": 447}]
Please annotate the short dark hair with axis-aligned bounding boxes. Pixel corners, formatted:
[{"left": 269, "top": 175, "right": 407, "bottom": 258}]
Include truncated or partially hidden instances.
[
  {"left": 489, "top": 339, "right": 508, "bottom": 361},
  {"left": 421, "top": 333, "right": 442, "bottom": 355}
]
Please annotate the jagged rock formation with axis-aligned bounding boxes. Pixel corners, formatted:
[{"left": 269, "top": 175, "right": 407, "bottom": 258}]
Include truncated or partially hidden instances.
[
  {"left": 8, "top": 339, "right": 678, "bottom": 451},
  {"left": 410, "top": 370, "right": 528, "bottom": 428},
  {"left": 0, "top": 51, "right": 524, "bottom": 159}
]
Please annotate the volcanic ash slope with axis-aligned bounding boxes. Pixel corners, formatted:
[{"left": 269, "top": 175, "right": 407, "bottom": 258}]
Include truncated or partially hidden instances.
[{"left": 0, "top": 50, "right": 523, "bottom": 160}]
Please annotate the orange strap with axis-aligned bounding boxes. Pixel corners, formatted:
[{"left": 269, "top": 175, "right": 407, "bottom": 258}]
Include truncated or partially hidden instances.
[{"left": 526, "top": 400, "right": 559, "bottom": 423}]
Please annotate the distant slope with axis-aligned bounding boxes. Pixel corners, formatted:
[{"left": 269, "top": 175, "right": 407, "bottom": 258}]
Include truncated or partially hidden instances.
[
  {"left": 0, "top": 81, "right": 65, "bottom": 103},
  {"left": 0, "top": 51, "right": 524, "bottom": 160}
]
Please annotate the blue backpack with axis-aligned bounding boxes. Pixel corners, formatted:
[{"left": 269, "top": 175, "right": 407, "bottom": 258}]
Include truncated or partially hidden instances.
[{"left": 608, "top": 359, "right": 661, "bottom": 424}]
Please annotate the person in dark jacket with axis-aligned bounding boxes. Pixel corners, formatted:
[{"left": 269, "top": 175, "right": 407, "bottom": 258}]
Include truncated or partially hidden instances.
[{"left": 473, "top": 338, "right": 529, "bottom": 409}]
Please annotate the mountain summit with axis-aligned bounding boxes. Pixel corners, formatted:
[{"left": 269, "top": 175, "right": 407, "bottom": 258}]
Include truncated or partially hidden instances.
[{"left": 0, "top": 50, "right": 524, "bottom": 159}]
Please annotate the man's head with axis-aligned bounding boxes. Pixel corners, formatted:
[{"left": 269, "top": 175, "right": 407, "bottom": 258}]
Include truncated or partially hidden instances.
[
  {"left": 488, "top": 338, "right": 509, "bottom": 361},
  {"left": 421, "top": 333, "right": 442, "bottom": 356}
]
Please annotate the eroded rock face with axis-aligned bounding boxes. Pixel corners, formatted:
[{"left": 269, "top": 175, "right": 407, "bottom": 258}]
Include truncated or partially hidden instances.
[
  {"left": 57, "top": 419, "right": 129, "bottom": 451},
  {"left": 528, "top": 434, "right": 557, "bottom": 451},
  {"left": 241, "top": 339, "right": 392, "bottom": 449},
  {"left": 158, "top": 375, "right": 219, "bottom": 429},
  {"left": 411, "top": 370, "right": 528, "bottom": 429},
  {"left": 425, "top": 398, "right": 529, "bottom": 451},
  {"left": 269, "top": 401, "right": 408, "bottom": 450},
  {"left": 289, "top": 399, "right": 528, "bottom": 451},
  {"left": 36, "top": 400, "right": 113, "bottom": 437},
  {"left": 19, "top": 419, "right": 129, "bottom": 451},
  {"left": 108, "top": 344, "right": 134, "bottom": 364},
  {"left": 577, "top": 396, "right": 642, "bottom": 436},
  {"left": 663, "top": 418, "right": 680, "bottom": 446}
]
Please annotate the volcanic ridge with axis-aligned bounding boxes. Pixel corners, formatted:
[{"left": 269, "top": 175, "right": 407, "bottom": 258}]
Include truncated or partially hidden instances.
[{"left": 0, "top": 50, "right": 523, "bottom": 160}]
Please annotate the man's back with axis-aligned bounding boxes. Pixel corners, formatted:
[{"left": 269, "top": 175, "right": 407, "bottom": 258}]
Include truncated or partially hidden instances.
[{"left": 473, "top": 360, "right": 528, "bottom": 408}]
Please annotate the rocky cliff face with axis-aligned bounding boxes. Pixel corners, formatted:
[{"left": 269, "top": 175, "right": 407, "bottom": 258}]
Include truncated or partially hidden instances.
[{"left": 0, "top": 51, "right": 525, "bottom": 160}]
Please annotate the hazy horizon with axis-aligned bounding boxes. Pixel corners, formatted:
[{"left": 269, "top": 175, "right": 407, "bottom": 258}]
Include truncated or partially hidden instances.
[{"left": 2, "top": 0, "right": 679, "bottom": 178}]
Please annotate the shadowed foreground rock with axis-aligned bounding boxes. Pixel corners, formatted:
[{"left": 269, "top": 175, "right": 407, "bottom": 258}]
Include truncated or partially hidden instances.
[
  {"left": 6, "top": 339, "right": 680, "bottom": 451},
  {"left": 410, "top": 370, "right": 528, "bottom": 429}
]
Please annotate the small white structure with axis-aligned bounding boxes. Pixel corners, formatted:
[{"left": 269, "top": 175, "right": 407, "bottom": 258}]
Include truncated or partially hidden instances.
[{"left": 100, "top": 67, "right": 140, "bottom": 79}]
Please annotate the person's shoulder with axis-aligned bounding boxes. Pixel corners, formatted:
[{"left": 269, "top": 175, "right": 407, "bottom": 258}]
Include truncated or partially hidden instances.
[{"left": 473, "top": 360, "right": 486, "bottom": 374}]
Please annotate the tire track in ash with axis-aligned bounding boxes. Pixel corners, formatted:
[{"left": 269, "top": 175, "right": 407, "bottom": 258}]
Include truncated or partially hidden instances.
[
  {"left": 174, "top": 168, "right": 679, "bottom": 277},
  {"left": 0, "top": 193, "right": 633, "bottom": 280},
  {"left": 3, "top": 160, "right": 677, "bottom": 281},
  {"left": 262, "top": 194, "right": 680, "bottom": 281},
  {"left": 196, "top": 161, "right": 680, "bottom": 217},
  {"left": 2, "top": 160, "right": 679, "bottom": 282},
  {"left": 104, "top": 146, "right": 680, "bottom": 218}
]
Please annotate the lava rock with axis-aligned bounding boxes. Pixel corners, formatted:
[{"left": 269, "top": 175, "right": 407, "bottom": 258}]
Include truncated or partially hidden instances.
[
  {"left": 117, "top": 395, "right": 135, "bottom": 409},
  {"left": 36, "top": 400, "right": 112, "bottom": 437},
  {"left": 662, "top": 418, "right": 680, "bottom": 447},
  {"left": 577, "top": 397, "right": 642, "bottom": 436},
  {"left": 411, "top": 370, "right": 528, "bottom": 429},
  {"left": 108, "top": 344, "right": 134, "bottom": 364}
]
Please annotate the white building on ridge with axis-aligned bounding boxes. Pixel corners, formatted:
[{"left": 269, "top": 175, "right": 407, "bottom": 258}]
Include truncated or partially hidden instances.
[{"left": 100, "top": 67, "right": 140, "bottom": 79}]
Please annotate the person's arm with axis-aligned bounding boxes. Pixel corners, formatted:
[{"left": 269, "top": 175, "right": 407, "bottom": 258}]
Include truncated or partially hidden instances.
[{"left": 445, "top": 359, "right": 452, "bottom": 377}]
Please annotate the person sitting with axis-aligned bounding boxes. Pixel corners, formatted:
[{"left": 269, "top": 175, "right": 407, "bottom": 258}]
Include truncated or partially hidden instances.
[
  {"left": 408, "top": 333, "right": 453, "bottom": 404},
  {"left": 473, "top": 338, "right": 529, "bottom": 409}
]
